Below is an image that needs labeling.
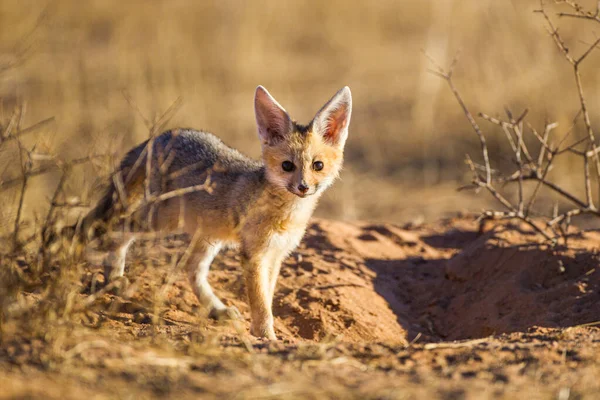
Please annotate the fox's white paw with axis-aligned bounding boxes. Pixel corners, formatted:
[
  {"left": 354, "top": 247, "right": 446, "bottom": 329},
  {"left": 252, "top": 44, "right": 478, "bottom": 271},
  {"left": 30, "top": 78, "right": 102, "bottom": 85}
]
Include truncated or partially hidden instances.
[
  {"left": 209, "top": 305, "right": 243, "bottom": 321},
  {"left": 250, "top": 323, "right": 277, "bottom": 341}
]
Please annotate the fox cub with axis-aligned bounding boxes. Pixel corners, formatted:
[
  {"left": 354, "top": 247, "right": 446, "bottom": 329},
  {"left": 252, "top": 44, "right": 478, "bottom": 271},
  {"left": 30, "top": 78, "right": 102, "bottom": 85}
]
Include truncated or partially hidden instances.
[{"left": 83, "top": 86, "right": 352, "bottom": 340}]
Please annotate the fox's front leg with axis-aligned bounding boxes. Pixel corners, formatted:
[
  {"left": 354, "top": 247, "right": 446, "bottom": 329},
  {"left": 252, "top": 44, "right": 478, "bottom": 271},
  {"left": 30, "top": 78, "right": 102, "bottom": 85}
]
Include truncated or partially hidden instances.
[{"left": 242, "top": 249, "right": 278, "bottom": 340}]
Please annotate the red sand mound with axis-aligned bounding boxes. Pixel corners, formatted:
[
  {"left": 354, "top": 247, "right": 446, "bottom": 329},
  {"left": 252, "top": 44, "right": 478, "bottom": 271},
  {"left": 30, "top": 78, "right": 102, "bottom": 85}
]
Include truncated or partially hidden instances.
[{"left": 127, "top": 217, "right": 599, "bottom": 343}]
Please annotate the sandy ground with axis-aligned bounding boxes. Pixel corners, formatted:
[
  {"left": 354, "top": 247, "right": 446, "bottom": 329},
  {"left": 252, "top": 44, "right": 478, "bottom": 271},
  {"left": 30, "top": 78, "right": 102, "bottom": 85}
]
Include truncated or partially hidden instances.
[{"left": 1, "top": 217, "right": 599, "bottom": 399}]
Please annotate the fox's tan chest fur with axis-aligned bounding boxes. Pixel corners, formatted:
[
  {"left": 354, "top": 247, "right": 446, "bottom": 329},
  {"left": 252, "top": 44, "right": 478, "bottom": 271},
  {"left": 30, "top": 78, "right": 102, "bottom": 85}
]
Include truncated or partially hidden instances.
[{"left": 236, "top": 189, "right": 318, "bottom": 256}]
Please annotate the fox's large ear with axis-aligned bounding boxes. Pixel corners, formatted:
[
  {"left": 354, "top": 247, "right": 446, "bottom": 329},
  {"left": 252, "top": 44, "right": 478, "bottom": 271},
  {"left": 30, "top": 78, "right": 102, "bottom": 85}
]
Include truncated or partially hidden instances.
[
  {"left": 312, "top": 86, "right": 352, "bottom": 148},
  {"left": 254, "top": 85, "right": 293, "bottom": 145}
]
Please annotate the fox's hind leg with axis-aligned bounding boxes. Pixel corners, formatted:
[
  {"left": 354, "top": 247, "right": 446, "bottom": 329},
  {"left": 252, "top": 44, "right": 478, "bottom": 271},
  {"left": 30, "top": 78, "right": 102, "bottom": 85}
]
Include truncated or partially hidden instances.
[{"left": 186, "top": 240, "right": 241, "bottom": 321}]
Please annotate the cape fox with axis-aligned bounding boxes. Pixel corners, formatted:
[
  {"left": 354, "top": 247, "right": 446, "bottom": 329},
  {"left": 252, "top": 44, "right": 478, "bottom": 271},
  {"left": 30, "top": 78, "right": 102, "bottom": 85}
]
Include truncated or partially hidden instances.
[{"left": 82, "top": 86, "right": 352, "bottom": 340}]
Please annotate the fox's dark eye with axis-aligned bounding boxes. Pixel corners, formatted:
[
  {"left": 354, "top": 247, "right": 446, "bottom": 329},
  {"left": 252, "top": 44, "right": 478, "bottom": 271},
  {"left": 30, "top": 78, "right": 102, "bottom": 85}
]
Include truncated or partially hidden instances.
[
  {"left": 313, "top": 161, "right": 324, "bottom": 171},
  {"left": 282, "top": 161, "right": 295, "bottom": 172}
]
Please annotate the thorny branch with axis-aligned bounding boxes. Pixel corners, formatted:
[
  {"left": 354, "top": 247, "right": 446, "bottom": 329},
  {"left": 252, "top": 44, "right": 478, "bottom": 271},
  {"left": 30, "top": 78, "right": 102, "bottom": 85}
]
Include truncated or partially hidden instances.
[
  {"left": 426, "top": 51, "right": 492, "bottom": 185},
  {"left": 556, "top": 0, "right": 600, "bottom": 23},
  {"left": 537, "top": 2, "right": 600, "bottom": 206}
]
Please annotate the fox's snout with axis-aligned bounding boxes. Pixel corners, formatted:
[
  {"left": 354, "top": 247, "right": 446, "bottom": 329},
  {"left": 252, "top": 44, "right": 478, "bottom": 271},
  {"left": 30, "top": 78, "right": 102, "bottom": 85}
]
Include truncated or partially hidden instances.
[
  {"left": 288, "top": 180, "right": 314, "bottom": 198},
  {"left": 297, "top": 183, "right": 309, "bottom": 194}
]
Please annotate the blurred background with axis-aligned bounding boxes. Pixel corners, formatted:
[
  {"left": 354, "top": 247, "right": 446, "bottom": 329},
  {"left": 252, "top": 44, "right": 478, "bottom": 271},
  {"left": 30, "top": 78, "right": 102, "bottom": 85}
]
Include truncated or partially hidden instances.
[{"left": 1, "top": 0, "right": 599, "bottom": 226}]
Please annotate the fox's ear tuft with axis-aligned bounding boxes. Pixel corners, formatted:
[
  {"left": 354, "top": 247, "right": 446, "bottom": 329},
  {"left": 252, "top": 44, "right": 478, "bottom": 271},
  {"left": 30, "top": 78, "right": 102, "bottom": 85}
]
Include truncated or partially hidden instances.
[
  {"left": 313, "top": 86, "right": 352, "bottom": 148},
  {"left": 254, "top": 86, "right": 292, "bottom": 145}
]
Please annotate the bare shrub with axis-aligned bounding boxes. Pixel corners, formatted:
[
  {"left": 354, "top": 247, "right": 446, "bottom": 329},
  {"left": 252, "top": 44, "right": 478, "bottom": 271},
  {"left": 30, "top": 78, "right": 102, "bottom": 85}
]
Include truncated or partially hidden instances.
[{"left": 430, "top": 0, "right": 600, "bottom": 243}]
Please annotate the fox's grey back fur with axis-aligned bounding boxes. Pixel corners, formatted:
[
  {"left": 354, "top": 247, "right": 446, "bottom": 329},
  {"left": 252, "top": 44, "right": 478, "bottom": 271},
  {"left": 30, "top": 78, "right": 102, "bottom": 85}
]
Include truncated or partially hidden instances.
[{"left": 84, "top": 129, "right": 266, "bottom": 236}]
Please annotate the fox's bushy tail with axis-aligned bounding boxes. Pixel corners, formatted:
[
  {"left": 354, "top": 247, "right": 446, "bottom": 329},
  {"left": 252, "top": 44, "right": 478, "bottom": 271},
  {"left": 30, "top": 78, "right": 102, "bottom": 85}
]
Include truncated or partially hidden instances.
[
  {"left": 82, "top": 139, "right": 149, "bottom": 238},
  {"left": 48, "top": 139, "right": 149, "bottom": 246}
]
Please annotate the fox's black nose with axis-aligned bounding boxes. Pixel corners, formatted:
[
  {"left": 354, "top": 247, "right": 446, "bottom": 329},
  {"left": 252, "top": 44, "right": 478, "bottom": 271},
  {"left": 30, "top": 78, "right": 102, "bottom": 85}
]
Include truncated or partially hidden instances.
[{"left": 297, "top": 184, "right": 309, "bottom": 194}]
